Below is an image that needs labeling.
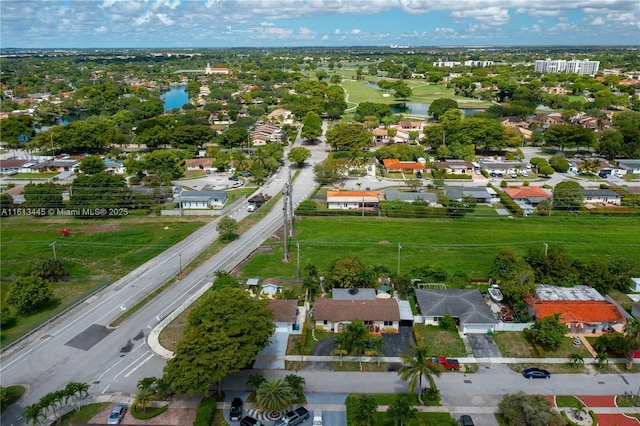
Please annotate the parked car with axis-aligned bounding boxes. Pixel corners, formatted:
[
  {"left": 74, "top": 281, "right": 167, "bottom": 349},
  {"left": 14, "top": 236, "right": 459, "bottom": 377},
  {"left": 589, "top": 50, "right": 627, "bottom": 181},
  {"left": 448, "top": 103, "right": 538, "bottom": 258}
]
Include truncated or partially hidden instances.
[
  {"left": 240, "top": 415, "right": 261, "bottom": 426},
  {"left": 313, "top": 408, "right": 323, "bottom": 426},
  {"left": 230, "top": 398, "right": 243, "bottom": 421},
  {"left": 239, "top": 171, "right": 252, "bottom": 177},
  {"left": 520, "top": 170, "right": 528, "bottom": 177},
  {"left": 509, "top": 171, "right": 517, "bottom": 178},
  {"left": 459, "top": 415, "right": 475, "bottom": 426},
  {"left": 416, "top": 171, "right": 422, "bottom": 178},
  {"left": 107, "top": 404, "right": 126, "bottom": 425},
  {"left": 522, "top": 367, "right": 551, "bottom": 379},
  {"left": 229, "top": 176, "right": 239, "bottom": 181},
  {"left": 275, "top": 407, "right": 310, "bottom": 426},
  {"left": 428, "top": 357, "right": 461, "bottom": 371}
]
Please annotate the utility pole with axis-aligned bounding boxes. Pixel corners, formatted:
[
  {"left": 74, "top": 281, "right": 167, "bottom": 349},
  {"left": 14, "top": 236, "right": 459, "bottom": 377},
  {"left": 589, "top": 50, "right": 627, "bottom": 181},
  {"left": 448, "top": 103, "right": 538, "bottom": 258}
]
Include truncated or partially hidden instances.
[
  {"left": 283, "top": 185, "right": 289, "bottom": 262},
  {"left": 296, "top": 242, "right": 300, "bottom": 281},
  {"left": 49, "top": 241, "right": 57, "bottom": 260},
  {"left": 288, "top": 167, "right": 294, "bottom": 237}
]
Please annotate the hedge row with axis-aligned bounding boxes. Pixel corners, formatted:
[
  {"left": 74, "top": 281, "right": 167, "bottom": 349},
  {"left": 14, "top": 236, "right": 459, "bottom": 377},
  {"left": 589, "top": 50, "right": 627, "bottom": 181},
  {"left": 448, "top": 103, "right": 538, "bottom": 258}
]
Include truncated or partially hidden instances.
[
  {"left": 131, "top": 405, "right": 168, "bottom": 420},
  {"left": 492, "top": 186, "right": 524, "bottom": 217},
  {"left": 193, "top": 397, "right": 217, "bottom": 426}
]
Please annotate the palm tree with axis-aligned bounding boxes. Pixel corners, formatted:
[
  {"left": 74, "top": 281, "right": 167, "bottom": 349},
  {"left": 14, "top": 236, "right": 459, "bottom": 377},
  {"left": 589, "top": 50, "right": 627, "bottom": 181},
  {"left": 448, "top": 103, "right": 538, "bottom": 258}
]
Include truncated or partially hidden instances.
[
  {"left": 284, "top": 374, "right": 306, "bottom": 400},
  {"left": 398, "top": 344, "right": 442, "bottom": 404},
  {"left": 595, "top": 352, "right": 609, "bottom": 368},
  {"left": 568, "top": 353, "right": 584, "bottom": 368},
  {"left": 352, "top": 395, "right": 378, "bottom": 426},
  {"left": 154, "top": 377, "right": 173, "bottom": 401},
  {"left": 386, "top": 397, "right": 418, "bottom": 426},
  {"left": 134, "top": 388, "right": 154, "bottom": 414},
  {"left": 23, "top": 403, "right": 44, "bottom": 426},
  {"left": 573, "top": 399, "right": 588, "bottom": 421},
  {"left": 333, "top": 348, "right": 348, "bottom": 366},
  {"left": 256, "top": 378, "right": 293, "bottom": 415},
  {"left": 137, "top": 377, "right": 156, "bottom": 391},
  {"left": 247, "top": 374, "right": 266, "bottom": 391},
  {"left": 624, "top": 318, "right": 640, "bottom": 369}
]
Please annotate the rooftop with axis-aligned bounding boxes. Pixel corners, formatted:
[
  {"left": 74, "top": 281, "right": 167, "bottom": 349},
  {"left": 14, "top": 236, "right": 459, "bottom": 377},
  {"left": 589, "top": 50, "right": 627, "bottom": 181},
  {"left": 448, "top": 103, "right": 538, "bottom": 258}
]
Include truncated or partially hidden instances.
[
  {"left": 534, "top": 284, "right": 604, "bottom": 301},
  {"left": 314, "top": 298, "right": 400, "bottom": 322}
]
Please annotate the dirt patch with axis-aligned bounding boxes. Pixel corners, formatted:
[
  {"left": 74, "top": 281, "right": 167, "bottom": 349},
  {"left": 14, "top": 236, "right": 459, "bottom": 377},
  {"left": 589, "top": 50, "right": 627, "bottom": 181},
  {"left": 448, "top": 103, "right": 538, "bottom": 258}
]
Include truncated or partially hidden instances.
[
  {"left": 158, "top": 306, "right": 192, "bottom": 349},
  {"left": 378, "top": 240, "right": 390, "bottom": 244}
]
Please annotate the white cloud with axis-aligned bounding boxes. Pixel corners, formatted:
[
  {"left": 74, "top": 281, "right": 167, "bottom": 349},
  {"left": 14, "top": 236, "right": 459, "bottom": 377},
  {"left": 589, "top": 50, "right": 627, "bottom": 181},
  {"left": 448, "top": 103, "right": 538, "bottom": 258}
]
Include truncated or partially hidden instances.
[
  {"left": 134, "top": 11, "right": 153, "bottom": 26},
  {"left": 435, "top": 27, "right": 455, "bottom": 34},
  {"left": 157, "top": 13, "right": 175, "bottom": 25},
  {"left": 299, "top": 27, "right": 315, "bottom": 36},
  {"left": 591, "top": 17, "right": 605, "bottom": 25},
  {"left": 334, "top": 28, "right": 341, "bottom": 34},
  {"left": 351, "top": 29, "right": 361, "bottom": 34},
  {"left": 321, "top": 34, "right": 329, "bottom": 40},
  {"left": 95, "top": 25, "right": 108, "bottom": 33},
  {"left": 260, "top": 21, "right": 275, "bottom": 26}
]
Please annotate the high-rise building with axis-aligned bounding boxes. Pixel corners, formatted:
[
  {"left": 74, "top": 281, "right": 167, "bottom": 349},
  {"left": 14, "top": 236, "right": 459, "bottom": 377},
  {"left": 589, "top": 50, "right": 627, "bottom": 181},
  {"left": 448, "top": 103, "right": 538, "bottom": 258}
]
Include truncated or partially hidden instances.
[{"left": 535, "top": 58, "right": 599, "bottom": 76}]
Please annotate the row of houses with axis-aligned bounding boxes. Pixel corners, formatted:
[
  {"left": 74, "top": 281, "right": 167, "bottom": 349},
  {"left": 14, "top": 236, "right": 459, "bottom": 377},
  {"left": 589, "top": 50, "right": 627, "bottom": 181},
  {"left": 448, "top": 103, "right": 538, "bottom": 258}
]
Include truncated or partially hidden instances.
[
  {"left": 274, "top": 284, "right": 629, "bottom": 336},
  {"left": 0, "top": 156, "right": 125, "bottom": 175}
]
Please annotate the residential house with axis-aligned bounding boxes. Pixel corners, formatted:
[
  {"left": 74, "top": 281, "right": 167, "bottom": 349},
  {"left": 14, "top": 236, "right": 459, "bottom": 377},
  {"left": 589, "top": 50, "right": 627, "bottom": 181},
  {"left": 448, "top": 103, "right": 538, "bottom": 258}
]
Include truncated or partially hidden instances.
[
  {"left": 260, "top": 282, "right": 281, "bottom": 298},
  {"left": 503, "top": 186, "right": 552, "bottom": 209},
  {"left": 266, "top": 108, "right": 293, "bottom": 124},
  {"left": 527, "top": 113, "right": 564, "bottom": 129},
  {"left": 268, "top": 299, "right": 299, "bottom": 331},
  {"left": 583, "top": 188, "right": 622, "bottom": 205},
  {"left": 185, "top": 158, "right": 215, "bottom": 171},
  {"left": 104, "top": 159, "right": 125, "bottom": 174},
  {"left": 372, "top": 128, "right": 391, "bottom": 145},
  {"left": 414, "top": 289, "right": 497, "bottom": 334},
  {"left": 205, "top": 64, "right": 232, "bottom": 75},
  {"left": 435, "top": 160, "right": 475, "bottom": 175},
  {"left": 479, "top": 160, "right": 524, "bottom": 176},
  {"left": 616, "top": 159, "right": 640, "bottom": 175},
  {"left": 179, "top": 190, "right": 227, "bottom": 209},
  {"left": 382, "top": 158, "right": 426, "bottom": 175},
  {"left": 398, "top": 121, "right": 423, "bottom": 132},
  {"left": 313, "top": 298, "right": 400, "bottom": 333},
  {"left": 326, "top": 190, "right": 379, "bottom": 210},
  {"left": 332, "top": 288, "right": 376, "bottom": 300},
  {"left": 385, "top": 188, "right": 438, "bottom": 205},
  {"left": 43, "top": 159, "right": 78, "bottom": 173},
  {"left": 0, "top": 159, "right": 28, "bottom": 174},
  {"left": 524, "top": 284, "right": 627, "bottom": 333},
  {"left": 499, "top": 116, "right": 527, "bottom": 130},
  {"left": 444, "top": 186, "right": 498, "bottom": 205},
  {"left": 251, "top": 124, "right": 282, "bottom": 146}
]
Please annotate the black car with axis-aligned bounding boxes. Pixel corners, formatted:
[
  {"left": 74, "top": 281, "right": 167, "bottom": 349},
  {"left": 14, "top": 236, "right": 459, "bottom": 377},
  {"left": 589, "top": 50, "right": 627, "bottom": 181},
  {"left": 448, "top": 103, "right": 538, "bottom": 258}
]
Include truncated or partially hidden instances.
[
  {"left": 459, "top": 415, "right": 475, "bottom": 426},
  {"left": 522, "top": 367, "right": 551, "bottom": 379},
  {"left": 240, "top": 415, "right": 261, "bottom": 426},
  {"left": 229, "top": 176, "right": 239, "bottom": 181},
  {"left": 229, "top": 398, "right": 243, "bottom": 421}
]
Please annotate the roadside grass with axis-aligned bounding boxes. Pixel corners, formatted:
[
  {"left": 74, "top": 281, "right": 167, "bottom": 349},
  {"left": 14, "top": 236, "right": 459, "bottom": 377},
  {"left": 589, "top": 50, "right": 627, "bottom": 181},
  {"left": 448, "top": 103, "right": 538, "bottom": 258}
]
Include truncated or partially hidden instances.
[
  {"left": 330, "top": 361, "right": 388, "bottom": 372},
  {"left": 413, "top": 324, "right": 466, "bottom": 357},
  {"left": 346, "top": 393, "right": 445, "bottom": 426},
  {"left": 617, "top": 394, "right": 640, "bottom": 407},
  {"left": 57, "top": 402, "right": 110, "bottom": 426},
  {"left": 546, "top": 337, "right": 593, "bottom": 358},
  {"left": 8, "top": 172, "right": 59, "bottom": 179},
  {"left": 555, "top": 395, "right": 580, "bottom": 407},
  {"left": 494, "top": 333, "right": 592, "bottom": 358},
  {"left": 0, "top": 216, "right": 207, "bottom": 347},
  {"left": 237, "top": 215, "right": 640, "bottom": 282},
  {"left": 0, "top": 385, "right": 25, "bottom": 411}
]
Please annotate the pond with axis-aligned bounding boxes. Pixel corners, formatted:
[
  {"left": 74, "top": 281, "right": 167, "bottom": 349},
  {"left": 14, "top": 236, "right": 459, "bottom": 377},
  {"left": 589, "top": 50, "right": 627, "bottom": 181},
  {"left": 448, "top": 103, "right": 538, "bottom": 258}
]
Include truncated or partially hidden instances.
[
  {"left": 161, "top": 85, "right": 189, "bottom": 112},
  {"left": 391, "top": 102, "right": 484, "bottom": 117}
]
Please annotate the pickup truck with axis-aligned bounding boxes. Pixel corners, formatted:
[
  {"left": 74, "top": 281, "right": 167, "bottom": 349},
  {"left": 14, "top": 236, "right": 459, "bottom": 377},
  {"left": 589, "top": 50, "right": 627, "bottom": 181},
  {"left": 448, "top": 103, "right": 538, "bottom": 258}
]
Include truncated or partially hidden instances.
[
  {"left": 429, "top": 357, "right": 460, "bottom": 371},
  {"left": 274, "top": 407, "right": 310, "bottom": 426}
]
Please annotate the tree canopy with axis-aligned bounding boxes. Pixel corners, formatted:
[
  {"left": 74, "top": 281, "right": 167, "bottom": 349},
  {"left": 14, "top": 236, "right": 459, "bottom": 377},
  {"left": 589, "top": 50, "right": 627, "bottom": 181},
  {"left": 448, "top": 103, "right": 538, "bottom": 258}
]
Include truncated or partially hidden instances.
[{"left": 326, "top": 122, "right": 372, "bottom": 151}]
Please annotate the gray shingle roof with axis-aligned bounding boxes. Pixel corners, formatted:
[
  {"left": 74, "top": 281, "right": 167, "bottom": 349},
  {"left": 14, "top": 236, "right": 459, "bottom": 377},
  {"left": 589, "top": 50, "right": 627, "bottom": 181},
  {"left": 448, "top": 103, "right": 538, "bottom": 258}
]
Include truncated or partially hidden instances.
[
  {"left": 332, "top": 288, "right": 376, "bottom": 300},
  {"left": 415, "top": 289, "right": 496, "bottom": 325},
  {"left": 385, "top": 189, "right": 437, "bottom": 204}
]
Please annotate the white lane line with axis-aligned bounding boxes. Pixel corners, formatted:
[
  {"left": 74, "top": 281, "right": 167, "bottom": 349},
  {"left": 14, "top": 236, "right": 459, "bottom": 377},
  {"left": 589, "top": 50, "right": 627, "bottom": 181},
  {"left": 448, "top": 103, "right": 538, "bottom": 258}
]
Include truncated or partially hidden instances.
[
  {"left": 116, "top": 349, "right": 151, "bottom": 379},
  {"left": 102, "top": 384, "right": 111, "bottom": 394},
  {"left": 124, "top": 353, "right": 155, "bottom": 378}
]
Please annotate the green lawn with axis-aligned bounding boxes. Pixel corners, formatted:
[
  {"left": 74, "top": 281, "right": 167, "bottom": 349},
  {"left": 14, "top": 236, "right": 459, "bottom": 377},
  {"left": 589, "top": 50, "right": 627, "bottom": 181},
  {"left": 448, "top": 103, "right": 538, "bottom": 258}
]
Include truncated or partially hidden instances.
[
  {"left": 7, "top": 172, "right": 60, "bottom": 179},
  {"left": 57, "top": 402, "right": 110, "bottom": 426},
  {"left": 414, "top": 324, "right": 466, "bottom": 357},
  {"left": 239, "top": 215, "right": 640, "bottom": 281},
  {"left": 494, "top": 332, "right": 592, "bottom": 359},
  {"left": 0, "top": 216, "right": 207, "bottom": 347},
  {"left": 346, "top": 394, "right": 451, "bottom": 426}
]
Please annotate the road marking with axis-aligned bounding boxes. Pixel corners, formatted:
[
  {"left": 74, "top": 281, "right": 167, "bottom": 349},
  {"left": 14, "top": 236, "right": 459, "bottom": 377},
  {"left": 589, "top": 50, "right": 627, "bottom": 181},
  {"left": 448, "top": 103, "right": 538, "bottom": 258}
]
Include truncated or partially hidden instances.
[
  {"left": 102, "top": 384, "right": 111, "bottom": 394},
  {"left": 117, "top": 347, "right": 151, "bottom": 379},
  {"left": 124, "top": 353, "right": 155, "bottom": 378}
]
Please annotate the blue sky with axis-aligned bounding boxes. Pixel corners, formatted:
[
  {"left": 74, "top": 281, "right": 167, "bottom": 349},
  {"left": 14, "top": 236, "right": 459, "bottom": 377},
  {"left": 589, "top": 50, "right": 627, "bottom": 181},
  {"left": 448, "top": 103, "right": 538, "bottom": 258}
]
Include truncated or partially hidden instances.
[{"left": 1, "top": 0, "right": 638, "bottom": 48}]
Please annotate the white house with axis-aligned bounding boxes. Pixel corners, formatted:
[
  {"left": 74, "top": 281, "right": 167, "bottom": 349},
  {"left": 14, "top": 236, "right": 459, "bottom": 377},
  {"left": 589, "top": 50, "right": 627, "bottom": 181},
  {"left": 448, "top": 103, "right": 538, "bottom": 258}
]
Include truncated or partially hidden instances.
[
  {"left": 326, "top": 190, "right": 379, "bottom": 210},
  {"left": 313, "top": 298, "right": 400, "bottom": 333},
  {"left": 179, "top": 190, "right": 227, "bottom": 209}
]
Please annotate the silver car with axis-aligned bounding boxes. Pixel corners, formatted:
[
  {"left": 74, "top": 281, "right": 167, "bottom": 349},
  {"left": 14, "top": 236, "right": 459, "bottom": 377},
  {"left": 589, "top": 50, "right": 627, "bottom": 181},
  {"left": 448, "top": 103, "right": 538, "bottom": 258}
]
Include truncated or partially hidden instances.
[{"left": 107, "top": 404, "right": 126, "bottom": 424}]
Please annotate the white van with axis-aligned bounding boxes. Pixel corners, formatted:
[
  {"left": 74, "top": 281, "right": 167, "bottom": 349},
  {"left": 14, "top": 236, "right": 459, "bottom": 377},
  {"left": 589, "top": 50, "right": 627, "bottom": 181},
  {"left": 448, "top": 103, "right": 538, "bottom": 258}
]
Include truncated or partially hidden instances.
[{"left": 313, "top": 408, "right": 322, "bottom": 426}]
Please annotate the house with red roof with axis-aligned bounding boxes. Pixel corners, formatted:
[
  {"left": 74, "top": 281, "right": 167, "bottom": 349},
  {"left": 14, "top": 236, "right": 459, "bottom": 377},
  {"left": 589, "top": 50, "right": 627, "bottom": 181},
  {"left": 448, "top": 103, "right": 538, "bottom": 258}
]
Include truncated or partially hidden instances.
[
  {"left": 326, "top": 190, "right": 379, "bottom": 210},
  {"left": 524, "top": 285, "right": 627, "bottom": 334},
  {"left": 503, "top": 186, "right": 552, "bottom": 213},
  {"left": 382, "top": 158, "right": 426, "bottom": 175}
]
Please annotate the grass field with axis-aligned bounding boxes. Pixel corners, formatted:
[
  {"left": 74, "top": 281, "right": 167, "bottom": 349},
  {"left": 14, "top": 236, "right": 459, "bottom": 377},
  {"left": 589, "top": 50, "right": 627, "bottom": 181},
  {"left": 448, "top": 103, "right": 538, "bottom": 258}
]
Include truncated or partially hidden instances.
[
  {"left": 414, "top": 324, "right": 467, "bottom": 357},
  {"left": 0, "top": 215, "right": 208, "bottom": 346},
  {"left": 238, "top": 215, "right": 640, "bottom": 281}
]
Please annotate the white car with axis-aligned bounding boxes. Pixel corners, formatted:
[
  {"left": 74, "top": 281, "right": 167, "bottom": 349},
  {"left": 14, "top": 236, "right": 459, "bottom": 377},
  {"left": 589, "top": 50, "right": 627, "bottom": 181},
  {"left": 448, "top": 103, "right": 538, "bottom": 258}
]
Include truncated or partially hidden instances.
[
  {"left": 520, "top": 170, "right": 528, "bottom": 177},
  {"left": 313, "top": 408, "right": 322, "bottom": 426}
]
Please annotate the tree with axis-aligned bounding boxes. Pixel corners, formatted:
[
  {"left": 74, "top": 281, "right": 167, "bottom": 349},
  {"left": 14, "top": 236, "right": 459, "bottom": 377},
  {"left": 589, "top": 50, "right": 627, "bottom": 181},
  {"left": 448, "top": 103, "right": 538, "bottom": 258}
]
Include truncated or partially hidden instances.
[
  {"left": 22, "top": 182, "right": 64, "bottom": 212},
  {"left": 398, "top": 344, "right": 442, "bottom": 404},
  {"left": 553, "top": 181, "right": 584, "bottom": 211},
  {"left": 77, "top": 154, "right": 106, "bottom": 175},
  {"left": 163, "top": 288, "right": 274, "bottom": 395},
  {"left": 326, "top": 122, "right": 372, "bottom": 151},
  {"left": 7, "top": 276, "right": 54, "bottom": 315},
  {"left": 28, "top": 259, "right": 67, "bottom": 282},
  {"left": 326, "top": 256, "right": 373, "bottom": 289},
  {"left": 439, "top": 314, "right": 457, "bottom": 331},
  {"left": 530, "top": 313, "right": 566, "bottom": 348},
  {"left": 428, "top": 98, "right": 458, "bottom": 120},
  {"left": 23, "top": 403, "right": 44, "bottom": 426},
  {"left": 499, "top": 392, "right": 564, "bottom": 426},
  {"left": 623, "top": 318, "right": 640, "bottom": 367},
  {"left": 134, "top": 388, "right": 154, "bottom": 413},
  {"left": 301, "top": 112, "right": 322, "bottom": 141},
  {"left": 247, "top": 374, "right": 266, "bottom": 391},
  {"left": 538, "top": 164, "right": 555, "bottom": 177},
  {"left": 283, "top": 374, "right": 306, "bottom": 400},
  {"left": 287, "top": 147, "right": 311, "bottom": 167},
  {"left": 595, "top": 352, "right": 609, "bottom": 368},
  {"left": 217, "top": 216, "right": 238, "bottom": 241},
  {"left": 351, "top": 395, "right": 378, "bottom": 426},
  {"left": 386, "top": 397, "right": 418, "bottom": 426},
  {"left": 256, "top": 378, "right": 292, "bottom": 414},
  {"left": 335, "top": 319, "right": 384, "bottom": 369},
  {"left": 313, "top": 158, "right": 342, "bottom": 184},
  {"left": 392, "top": 81, "right": 413, "bottom": 101},
  {"left": 568, "top": 353, "right": 584, "bottom": 368}
]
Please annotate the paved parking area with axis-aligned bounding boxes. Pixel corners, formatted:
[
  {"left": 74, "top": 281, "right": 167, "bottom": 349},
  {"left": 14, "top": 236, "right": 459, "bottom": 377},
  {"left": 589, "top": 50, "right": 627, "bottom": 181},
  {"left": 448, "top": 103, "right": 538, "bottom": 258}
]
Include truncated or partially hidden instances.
[{"left": 467, "top": 334, "right": 502, "bottom": 358}]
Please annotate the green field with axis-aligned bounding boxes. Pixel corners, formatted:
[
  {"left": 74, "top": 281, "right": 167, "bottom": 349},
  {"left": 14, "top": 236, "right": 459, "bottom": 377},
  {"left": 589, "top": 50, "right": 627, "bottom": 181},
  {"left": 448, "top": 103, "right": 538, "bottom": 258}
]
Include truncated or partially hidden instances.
[
  {"left": 0, "top": 216, "right": 207, "bottom": 346},
  {"left": 239, "top": 215, "right": 640, "bottom": 281}
]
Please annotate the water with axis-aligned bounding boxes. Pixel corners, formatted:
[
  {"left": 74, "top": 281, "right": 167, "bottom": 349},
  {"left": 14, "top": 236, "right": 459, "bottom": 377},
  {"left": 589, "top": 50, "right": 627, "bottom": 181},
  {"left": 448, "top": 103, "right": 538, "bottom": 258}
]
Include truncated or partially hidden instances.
[
  {"left": 161, "top": 85, "right": 189, "bottom": 112},
  {"left": 391, "top": 102, "right": 484, "bottom": 117}
]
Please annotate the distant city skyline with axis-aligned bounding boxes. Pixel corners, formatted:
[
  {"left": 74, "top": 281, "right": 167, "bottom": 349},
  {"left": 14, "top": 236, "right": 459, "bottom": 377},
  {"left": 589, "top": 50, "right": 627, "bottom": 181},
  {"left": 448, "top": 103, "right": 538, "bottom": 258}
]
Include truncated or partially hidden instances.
[{"left": 1, "top": 0, "right": 639, "bottom": 49}]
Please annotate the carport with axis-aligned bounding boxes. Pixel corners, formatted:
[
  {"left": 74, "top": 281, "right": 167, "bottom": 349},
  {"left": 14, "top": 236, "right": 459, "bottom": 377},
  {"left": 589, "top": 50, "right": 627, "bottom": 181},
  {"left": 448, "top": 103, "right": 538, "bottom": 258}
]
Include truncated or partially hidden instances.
[{"left": 398, "top": 300, "right": 414, "bottom": 326}]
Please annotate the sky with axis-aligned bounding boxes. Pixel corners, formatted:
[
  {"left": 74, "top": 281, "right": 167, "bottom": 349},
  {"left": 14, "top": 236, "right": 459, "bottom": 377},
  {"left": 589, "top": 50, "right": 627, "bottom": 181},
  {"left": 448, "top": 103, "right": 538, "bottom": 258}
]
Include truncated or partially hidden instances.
[{"left": 1, "top": 0, "right": 639, "bottom": 49}]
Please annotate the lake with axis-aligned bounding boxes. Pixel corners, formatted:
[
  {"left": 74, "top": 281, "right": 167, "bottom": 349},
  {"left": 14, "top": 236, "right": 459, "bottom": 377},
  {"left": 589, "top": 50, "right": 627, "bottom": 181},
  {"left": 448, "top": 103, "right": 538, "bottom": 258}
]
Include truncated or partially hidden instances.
[
  {"left": 391, "top": 102, "right": 484, "bottom": 116},
  {"left": 161, "top": 85, "right": 189, "bottom": 112}
]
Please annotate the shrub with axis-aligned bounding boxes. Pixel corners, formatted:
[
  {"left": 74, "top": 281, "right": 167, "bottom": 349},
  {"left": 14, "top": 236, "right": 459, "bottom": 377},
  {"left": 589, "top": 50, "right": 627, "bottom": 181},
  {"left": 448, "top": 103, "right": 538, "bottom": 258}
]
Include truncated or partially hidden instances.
[
  {"left": 492, "top": 186, "right": 523, "bottom": 217},
  {"left": 549, "top": 154, "right": 570, "bottom": 172},
  {"left": 500, "top": 180, "right": 508, "bottom": 188},
  {"left": 131, "top": 404, "right": 168, "bottom": 420},
  {"left": 193, "top": 397, "right": 217, "bottom": 426}
]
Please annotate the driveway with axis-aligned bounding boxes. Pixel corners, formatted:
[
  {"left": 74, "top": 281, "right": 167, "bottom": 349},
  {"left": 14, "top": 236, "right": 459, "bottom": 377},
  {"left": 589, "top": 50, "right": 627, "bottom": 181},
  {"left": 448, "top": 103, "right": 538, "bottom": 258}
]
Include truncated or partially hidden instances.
[{"left": 466, "top": 334, "right": 502, "bottom": 358}]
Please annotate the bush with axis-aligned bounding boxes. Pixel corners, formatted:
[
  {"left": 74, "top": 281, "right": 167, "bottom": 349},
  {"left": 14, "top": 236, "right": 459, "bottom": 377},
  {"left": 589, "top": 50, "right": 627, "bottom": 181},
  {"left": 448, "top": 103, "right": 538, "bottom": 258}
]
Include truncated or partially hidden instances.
[
  {"left": 492, "top": 186, "right": 523, "bottom": 217},
  {"left": 522, "top": 328, "right": 546, "bottom": 357},
  {"left": 193, "top": 397, "right": 217, "bottom": 426},
  {"left": 131, "top": 404, "right": 168, "bottom": 420},
  {"left": 500, "top": 180, "right": 508, "bottom": 188},
  {"left": 439, "top": 314, "right": 457, "bottom": 331},
  {"left": 549, "top": 154, "right": 570, "bottom": 172},
  {"left": 295, "top": 200, "right": 317, "bottom": 215}
]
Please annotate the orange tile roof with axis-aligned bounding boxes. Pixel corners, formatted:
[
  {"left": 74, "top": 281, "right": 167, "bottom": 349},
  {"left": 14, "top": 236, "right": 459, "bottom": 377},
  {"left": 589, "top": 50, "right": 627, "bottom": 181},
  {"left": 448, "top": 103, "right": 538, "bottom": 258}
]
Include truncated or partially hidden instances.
[
  {"left": 526, "top": 299, "right": 626, "bottom": 324},
  {"left": 327, "top": 190, "right": 378, "bottom": 198},
  {"left": 382, "top": 158, "right": 424, "bottom": 170},
  {"left": 503, "top": 186, "right": 551, "bottom": 199}
]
